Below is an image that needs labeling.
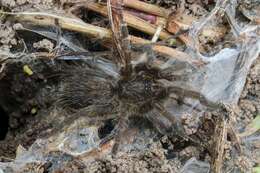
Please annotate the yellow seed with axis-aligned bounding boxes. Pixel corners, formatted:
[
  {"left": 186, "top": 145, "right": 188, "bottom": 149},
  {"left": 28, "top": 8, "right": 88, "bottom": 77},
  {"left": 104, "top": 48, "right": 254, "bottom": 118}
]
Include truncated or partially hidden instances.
[
  {"left": 23, "top": 65, "right": 33, "bottom": 76},
  {"left": 31, "top": 108, "right": 37, "bottom": 114},
  {"left": 168, "top": 38, "right": 177, "bottom": 46}
]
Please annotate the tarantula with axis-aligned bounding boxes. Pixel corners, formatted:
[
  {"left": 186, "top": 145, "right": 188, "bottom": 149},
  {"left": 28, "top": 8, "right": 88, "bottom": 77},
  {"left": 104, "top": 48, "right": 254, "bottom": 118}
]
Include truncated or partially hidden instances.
[{"left": 58, "top": 0, "right": 218, "bottom": 155}]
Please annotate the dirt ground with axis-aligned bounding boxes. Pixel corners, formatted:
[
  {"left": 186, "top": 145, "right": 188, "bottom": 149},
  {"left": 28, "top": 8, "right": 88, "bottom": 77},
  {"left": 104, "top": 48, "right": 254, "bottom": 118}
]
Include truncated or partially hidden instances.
[{"left": 0, "top": 0, "right": 259, "bottom": 172}]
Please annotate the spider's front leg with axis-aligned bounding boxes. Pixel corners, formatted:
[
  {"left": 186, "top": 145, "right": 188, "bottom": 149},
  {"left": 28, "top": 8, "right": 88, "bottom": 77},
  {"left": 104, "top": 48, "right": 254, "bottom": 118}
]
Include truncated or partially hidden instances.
[
  {"left": 170, "top": 87, "right": 220, "bottom": 110},
  {"left": 159, "top": 79, "right": 220, "bottom": 110}
]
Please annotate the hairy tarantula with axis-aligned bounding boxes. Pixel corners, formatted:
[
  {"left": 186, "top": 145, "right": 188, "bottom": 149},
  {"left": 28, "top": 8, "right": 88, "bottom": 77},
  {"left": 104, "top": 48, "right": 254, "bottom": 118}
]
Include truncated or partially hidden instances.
[
  {"left": 58, "top": 0, "right": 219, "bottom": 155},
  {"left": 58, "top": 51, "right": 219, "bottom": 155}
]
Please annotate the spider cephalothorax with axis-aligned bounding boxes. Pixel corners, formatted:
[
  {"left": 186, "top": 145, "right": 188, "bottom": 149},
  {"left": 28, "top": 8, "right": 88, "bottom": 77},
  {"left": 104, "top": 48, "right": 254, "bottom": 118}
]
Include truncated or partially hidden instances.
[{"left": 115, "top": 65, "right": 168, "bottom": 105}]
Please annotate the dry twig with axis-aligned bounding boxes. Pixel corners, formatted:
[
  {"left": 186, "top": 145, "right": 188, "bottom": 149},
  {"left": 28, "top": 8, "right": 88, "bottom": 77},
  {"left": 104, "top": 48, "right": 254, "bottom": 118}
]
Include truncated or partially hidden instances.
[
  {"left": 123, "top": 0, "right": 171, "bottom": 18},
  {"left": 83, "top": 2, "right": 171, "bottom": 40},
  {"left": 212, "top": 116, "right": 227, "bottom": 173},
  {"left": 10, "top": 11, "right": 200, "bottom": 64}
]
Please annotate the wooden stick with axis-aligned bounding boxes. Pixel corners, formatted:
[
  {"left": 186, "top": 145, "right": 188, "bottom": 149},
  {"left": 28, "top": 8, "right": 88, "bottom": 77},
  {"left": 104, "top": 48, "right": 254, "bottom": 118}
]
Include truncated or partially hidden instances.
[
  {"left": 166, "top": 13, "right": 195, "bottom": 46},
  {"left": 84, "top": 2, "right": 171, "bottom": 40},
  {"left": 12, "top": 12, "right": 198, "bottom": 63},
  {"left": 83, "top": 2, "right": 194, "bottom": 45},
  {"left": 123, "top": 0, "right": 171, "bottom": 18},
  {"left": 151, "top": 24, "right": 163, "bottom": 42},
  {"left": 211, "top": 117, "right": 227, "bottom": 173},
  {"left": 12, "top": 12, "right": 112, "bottom": 39},
  {"left": 84, "top": 1, "right": 231, "bottom": 48}
]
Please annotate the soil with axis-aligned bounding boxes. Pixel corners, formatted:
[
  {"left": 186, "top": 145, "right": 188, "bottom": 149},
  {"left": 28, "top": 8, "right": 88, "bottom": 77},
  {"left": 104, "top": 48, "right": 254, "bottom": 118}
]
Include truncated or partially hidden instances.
[{"left": 0, "top": 0, "right": 259, "bottom": 173}]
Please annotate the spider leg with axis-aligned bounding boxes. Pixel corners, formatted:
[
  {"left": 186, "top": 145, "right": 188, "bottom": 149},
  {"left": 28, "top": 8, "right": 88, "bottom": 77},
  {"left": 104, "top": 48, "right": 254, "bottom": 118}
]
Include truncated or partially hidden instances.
[
  {"left": 168, "top": 85, "right": 220, "bottom": 110},
  {"left": 153, "top": 103, "right": 201, "bottom": 144},
  {"left": 158, "top": 80, "right": 218, "bottom": 109},
  {"left": 99, "top": 112, "right": 129, "bottom": 156},
  {"left": 51, "top": 104, "right": 118, "bottom": 136},
  {"left": 153, "top": 103, "right": 186, "bottom": 136},
  {"left": 145, "top": 108, "right": 174, "bottom": 135},
  {"left": 158, "top": 79, "right": 220, "bottom": 109},
  {"left": 76, "top": 102, "right": 118, "bottom": 118}
]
